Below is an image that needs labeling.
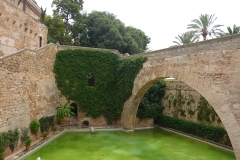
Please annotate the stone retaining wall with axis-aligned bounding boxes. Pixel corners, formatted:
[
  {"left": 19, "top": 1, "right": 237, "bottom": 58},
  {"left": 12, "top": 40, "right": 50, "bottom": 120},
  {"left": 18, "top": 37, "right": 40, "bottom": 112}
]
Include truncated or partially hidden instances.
[{"left": 162, "top": 81, "right": 223, "bottom": 127}]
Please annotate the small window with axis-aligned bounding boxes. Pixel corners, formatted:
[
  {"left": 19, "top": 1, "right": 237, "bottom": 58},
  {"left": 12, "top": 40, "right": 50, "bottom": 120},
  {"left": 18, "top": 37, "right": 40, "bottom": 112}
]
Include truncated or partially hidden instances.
[
  {"left": 39, "top": 36, "right": 42, "bottom": 47},
  {"left": 87, "top": 73, "right": 95, "bottom": 86}
]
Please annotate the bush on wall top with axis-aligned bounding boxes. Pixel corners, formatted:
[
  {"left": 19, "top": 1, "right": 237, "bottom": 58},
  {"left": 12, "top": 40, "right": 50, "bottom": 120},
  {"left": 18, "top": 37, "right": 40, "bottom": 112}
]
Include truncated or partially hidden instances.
[{"left": 54, "top": 49, "right": 147, "bottom": 121}]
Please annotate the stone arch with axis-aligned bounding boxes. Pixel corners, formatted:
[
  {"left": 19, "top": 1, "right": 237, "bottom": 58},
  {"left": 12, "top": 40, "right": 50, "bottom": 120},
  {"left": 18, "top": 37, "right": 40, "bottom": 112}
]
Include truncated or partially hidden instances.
[{"left": 121, "top": 49, "right": 240, "bottom": 159}]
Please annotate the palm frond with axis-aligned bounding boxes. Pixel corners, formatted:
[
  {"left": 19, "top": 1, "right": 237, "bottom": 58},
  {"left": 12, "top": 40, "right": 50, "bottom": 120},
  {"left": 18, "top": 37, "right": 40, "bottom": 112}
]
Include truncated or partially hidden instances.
[{"left": 187, "top": 14, "right": 223, "bottom": 40}]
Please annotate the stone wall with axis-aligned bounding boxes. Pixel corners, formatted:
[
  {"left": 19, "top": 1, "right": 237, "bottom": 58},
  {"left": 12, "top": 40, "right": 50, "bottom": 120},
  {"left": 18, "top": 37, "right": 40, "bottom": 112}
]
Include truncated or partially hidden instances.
[
  {"left": 0, "top": 44, "right": 58, "bottom": 132},
  {"left": 0, "top": 44, "right": 125, "bottom": 133},
  {"left": 0, "top": 0, "right": 47, "bottom": 57},
  {"left": 162, "top": 81, "right": 223, "bottom": 127}
]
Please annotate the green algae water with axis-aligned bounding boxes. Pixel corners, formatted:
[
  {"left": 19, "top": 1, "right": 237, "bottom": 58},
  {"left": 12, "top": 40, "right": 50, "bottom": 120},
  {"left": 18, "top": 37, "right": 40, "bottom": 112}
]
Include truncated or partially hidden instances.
[{"left": 21, "top": 129, "right": 235, "bottom": 160}]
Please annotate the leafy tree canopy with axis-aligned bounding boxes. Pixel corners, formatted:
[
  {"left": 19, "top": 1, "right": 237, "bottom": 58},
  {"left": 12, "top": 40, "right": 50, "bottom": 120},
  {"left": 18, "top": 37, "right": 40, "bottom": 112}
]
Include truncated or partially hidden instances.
[
  {"left": 123, "top": 26, "right": 150, "bottom": 54},
  {"left": 41, "top": 14, "right": 71, "bottom": 44},
  {"left": 52, "top": 0, "right": 84, "bottom": 33},
  {"left": 80, "top": 11, "right": 150, "bottom": 54}
]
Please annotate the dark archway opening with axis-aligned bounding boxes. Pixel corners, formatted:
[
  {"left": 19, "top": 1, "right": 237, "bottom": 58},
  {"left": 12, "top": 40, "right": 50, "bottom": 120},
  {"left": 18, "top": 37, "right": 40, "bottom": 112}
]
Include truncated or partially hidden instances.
[
  {"left": 70, "top": 103, "right": 78, "bottom": 115},
  {"left": 70, "top": 103, "right": 78, "bottom": 123}
]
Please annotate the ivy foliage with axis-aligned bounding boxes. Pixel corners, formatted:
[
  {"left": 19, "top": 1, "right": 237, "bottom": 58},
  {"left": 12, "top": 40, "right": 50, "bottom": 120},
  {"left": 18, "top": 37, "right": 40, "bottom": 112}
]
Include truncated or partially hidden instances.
[
  {"left": 137, "top": 80, "right": 166, "bottom": 119},
  {"left": 54, "top": 49, "right": 147, "bottom": 121},
  {"left": 197, "top": 96, "right": 218, "bottom": 123}
]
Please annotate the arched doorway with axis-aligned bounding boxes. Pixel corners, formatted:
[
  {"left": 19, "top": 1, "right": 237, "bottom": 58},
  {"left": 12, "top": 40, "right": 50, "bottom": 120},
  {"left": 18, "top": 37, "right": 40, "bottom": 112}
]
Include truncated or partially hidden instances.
[{"left": 70, "top": 103, "right": 78, "bottom": 123}]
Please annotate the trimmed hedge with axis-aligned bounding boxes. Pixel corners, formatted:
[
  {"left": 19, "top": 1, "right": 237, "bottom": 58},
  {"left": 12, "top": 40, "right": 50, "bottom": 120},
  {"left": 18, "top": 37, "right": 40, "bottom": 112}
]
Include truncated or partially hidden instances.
[{"left": 158, "top": 114, "right": 230, "bottom": 144}]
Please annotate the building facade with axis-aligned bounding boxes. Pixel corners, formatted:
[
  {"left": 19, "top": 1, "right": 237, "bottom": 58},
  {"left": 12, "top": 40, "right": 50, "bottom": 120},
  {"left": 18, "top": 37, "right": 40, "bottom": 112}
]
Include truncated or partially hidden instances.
[{"left": 0, "top": 0, "right": 48, "bottom": 57}]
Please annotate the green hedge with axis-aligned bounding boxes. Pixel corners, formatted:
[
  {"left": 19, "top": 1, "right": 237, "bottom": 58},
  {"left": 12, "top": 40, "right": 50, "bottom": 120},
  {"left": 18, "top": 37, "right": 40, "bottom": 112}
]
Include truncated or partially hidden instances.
[
  {"left": 158, "top": 114, "right": 230, "bottom": 144},
  {"left": 39, "top": 115, "right": 55, "bottom": 133},
  {"left": 54, "top": 49, "right": 147, "bottom": 121}
]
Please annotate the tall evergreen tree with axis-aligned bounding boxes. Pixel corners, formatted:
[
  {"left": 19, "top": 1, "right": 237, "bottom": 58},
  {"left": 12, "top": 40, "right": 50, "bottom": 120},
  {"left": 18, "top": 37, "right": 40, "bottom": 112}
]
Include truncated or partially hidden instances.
[
  {"left": 51, "top": 0, "right": 84, "bottom": 34},
  {"left": 80, "top": 11, "right": 150, "bottom": 54}
]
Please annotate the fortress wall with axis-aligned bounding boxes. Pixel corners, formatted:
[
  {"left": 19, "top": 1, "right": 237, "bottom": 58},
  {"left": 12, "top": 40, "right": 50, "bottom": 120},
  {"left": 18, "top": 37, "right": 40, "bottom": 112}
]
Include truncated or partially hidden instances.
[
  {"left": 0, "top": 44, "right": 58, "bottom": 132},
  {"left": 0, "top": 44, "right": 121, "bottom": 132}
]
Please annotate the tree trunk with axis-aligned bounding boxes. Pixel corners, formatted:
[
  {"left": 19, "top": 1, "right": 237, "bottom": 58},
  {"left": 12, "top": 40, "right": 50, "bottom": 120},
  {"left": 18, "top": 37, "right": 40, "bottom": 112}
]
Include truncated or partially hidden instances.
[{"left": 202, "top": 30, "right": 207, "bottom": 41}]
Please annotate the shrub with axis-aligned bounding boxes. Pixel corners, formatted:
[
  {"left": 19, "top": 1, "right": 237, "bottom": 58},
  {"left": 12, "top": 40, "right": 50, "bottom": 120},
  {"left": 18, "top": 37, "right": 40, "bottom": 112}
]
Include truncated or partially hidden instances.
[
  {"left": 29, "top": 120, "right": 40, "bottom": 134},
  {"left": 42, "top": 132, "right": 48, "bottom": 137},
  {"left": 56, "top": 101, "right": 74, "bottom": 124},
  {"left": 8, "top": 129, "right": 19, "bottom": 152},
  {"left": 52, "top": 126, "right": 57, "bottom": 131},
  {"left": 20, "top": 127, "right": 29, "bottom": 143},
  {"left": 157, "top": 114, "right": 229, "bottom": 145},
  {"left": 24, "top": 136, "right": 31, "bottom": 146},
  {"left": 0, "top": 132, "right": 9, "bottom": 159},
  {"left": 39, "top": 115, "right": 55, "bottom": 133}
]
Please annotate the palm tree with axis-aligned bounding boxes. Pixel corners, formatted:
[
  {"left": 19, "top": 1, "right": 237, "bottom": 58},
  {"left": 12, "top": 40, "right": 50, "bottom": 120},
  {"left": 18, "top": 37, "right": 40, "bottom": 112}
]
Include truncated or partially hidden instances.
[
  {"left": 173, "top": 32, "right": 198, "bottom": 45},
  {"left": 187, "top": 14, "right": 224, "bottom": 40},
  {"left": 223, "top": 25, "right": 240, "bottom": 36},
  {"left": 18, "top": 0, "right": 27, "bottom": 12}
]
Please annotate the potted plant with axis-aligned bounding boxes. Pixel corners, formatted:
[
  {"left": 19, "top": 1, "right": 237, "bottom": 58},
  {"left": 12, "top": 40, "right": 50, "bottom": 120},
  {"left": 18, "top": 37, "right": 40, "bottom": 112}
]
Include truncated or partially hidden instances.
[
  {"left": 25, "top": 136, "right": 31, "bottom": 151},
  {"left": 42, "top": 132, "right": 48, "bottom": 140},
  {"left": 0, "top": 132, "right": 9, "bottom": 160},
  {"left": 29, "top": 120, "right": 40, "bottom": 137},
  {"left": 56, "top": 101, "right": 74, "bottom": 125},
  {"left": 52, "top": 126, "right": 57, "bottom": 134}
]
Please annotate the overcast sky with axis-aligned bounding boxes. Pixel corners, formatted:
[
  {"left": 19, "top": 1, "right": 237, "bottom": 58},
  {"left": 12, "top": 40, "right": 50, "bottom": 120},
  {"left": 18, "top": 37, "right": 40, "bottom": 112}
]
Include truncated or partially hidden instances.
[{"left": 36, "top": 0, "right": 240, "bottom": 51}]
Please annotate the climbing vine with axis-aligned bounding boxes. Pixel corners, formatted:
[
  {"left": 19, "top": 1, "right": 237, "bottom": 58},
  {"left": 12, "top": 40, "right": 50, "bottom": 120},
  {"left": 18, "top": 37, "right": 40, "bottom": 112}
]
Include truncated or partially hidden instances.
[
  {"left": 197, "top": 96, "right": 218, "bottom": 123},
  {"left": 54, "top": 49, "right": 147, "bottom": 121}
]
